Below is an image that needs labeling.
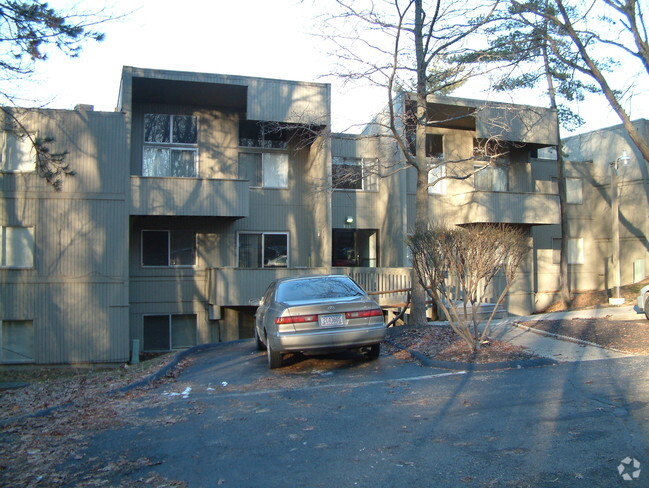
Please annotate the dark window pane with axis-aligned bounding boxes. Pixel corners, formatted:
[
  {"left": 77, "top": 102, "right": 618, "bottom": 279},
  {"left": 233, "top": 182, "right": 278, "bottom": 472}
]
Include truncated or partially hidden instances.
[
  {"left": 264, "top": 234, "right": 287, "bottom": 268},
  {"left": 333, "top": 159, "right": 362, "bottom": 190},
  {"left": 332, "top": 229, "right": 357, "bottom": 266},
  {"left": 142, "top": 231, "right": 169, "bottom": 266},
  {"left": 276, "top": 276, "right": 364, "bottom": 302},
  {"left": 143, "top": 315, "right": 170, "bottom": 351},
  {"left": 239, "top": 234, "right": 262, "bottom": 268},
  {"left": 173, "top": 116, "right": 197, "bottom": 144},
  {"left": 144, "top": 114, "right": 170, "bottom": 143},
  {"left": 170, "top": 231, "right": 195, "bottom": 266},
  {"left": 238, "top": 153, "right": 262, "bottom": 186},
  {"left": 170, "top": 150, "right": 196, "bottom": 177},
  {"left": 171, "top": 314, "right": 196, "bottom": 349},
  {"left": 425, "top": 134, "right": 444, "bottom": 157}
]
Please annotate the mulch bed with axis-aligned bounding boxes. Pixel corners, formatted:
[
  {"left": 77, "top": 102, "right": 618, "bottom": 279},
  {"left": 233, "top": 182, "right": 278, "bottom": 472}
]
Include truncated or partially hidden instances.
[
  {"left": 386, "top": 324, "right": 539, "bottom": 364},
  {"left": 518, "top": 318, "right": 649, "bottom": 355}
]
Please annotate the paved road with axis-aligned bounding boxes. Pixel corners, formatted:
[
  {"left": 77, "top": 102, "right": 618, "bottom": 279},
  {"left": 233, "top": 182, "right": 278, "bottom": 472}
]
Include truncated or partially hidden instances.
[{"left": 66, "top": 342, "right": 649, "bottom": 487}]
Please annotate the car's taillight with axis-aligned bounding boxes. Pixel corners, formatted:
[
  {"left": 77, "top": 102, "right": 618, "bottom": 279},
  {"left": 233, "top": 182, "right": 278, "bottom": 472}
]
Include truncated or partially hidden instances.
[
  {"left": 275, "top": 314, "right": 318, "bottom": 325},
  {"left": 345, "top": 309, "right": 383, "bottom": 319}
]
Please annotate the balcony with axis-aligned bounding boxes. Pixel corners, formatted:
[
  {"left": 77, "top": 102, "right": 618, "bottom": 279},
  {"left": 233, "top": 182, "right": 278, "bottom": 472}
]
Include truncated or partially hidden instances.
[
  {"left": 448, "top": 190, "right": 560, "bottom": 226},
  {"left": 130, "top": 176, "right": 249, "bottom": 217},
  {"left": 207, "top": 267, "right": 412, "bottom": 309}
]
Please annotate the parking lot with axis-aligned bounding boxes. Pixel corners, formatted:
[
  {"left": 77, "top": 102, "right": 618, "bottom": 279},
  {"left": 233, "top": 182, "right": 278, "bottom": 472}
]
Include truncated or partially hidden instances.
[{"left": 31, "top": 340, "right": 649, "bottom": 488}]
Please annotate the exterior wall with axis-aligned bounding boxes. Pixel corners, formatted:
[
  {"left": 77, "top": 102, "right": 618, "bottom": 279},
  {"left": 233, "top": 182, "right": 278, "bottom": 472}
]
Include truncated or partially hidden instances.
[
  {"left": 0, "top": 109, "right": 129, "bottom": 363},
  {"left": 561, "top": 120, "right": 649, "bottom": 292}
]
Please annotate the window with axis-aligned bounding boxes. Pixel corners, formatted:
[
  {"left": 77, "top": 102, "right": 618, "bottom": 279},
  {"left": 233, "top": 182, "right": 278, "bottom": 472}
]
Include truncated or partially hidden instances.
[
  {"left": 428, "top": 164, "right": 446, "bottom": 195},
  {"left": 1, "top": 132, "right": 35, "bottom": 172},
  {"left": 143, "top": 114, "right": 197, "bottom": 177},
  {"left": 332, "top": 157, "right": 378, "bottom": 191},
  {"left": 143, "top": 314, "right": 196, "bottom": 351},
  {"left": 238, "top": 233, "right": 288, "bottom": 268},
  {"left": 142, "top": 230, "right": 196, "bottom": 267},
  {"left": 568, "top": 238, "right": 584, "bottom": 265},
  {"left": 1, "top": 320, "right": 34, "bottom": 363},
  {"left": 566, "top": 178, "right": 583, "bottom": 204},
  {"left": 238, "top": 152, "right": 288, "bottom": 188},
  {"left": 239, "top": 120, "right": 289, "bottom": 149},
  {"left": 1, "top": 226, "right": 34, "bottom": 268},
  {"left": 406, "top": 131, "right": 444, "bottom": 158},
  {"left": 474, "top": 165, "right": 508, "bottom": 192}
]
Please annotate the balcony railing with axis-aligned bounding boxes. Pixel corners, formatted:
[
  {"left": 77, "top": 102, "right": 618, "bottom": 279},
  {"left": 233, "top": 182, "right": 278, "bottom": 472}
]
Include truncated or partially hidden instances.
[
  {"left": 207, "top": 267, "right": 412, "bottom": 309},
  {"left": 130, "top": 176, "right": 249, "bottom": 217},
  {"left": 448, "top": 190, "right": 560, "bottom": 225}
]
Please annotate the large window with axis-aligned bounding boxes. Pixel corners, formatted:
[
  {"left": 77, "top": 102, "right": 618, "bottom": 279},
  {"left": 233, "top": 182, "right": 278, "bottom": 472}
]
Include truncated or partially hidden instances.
[
  {"left": 238, "top": 152, "right": 288, "bottom": 188},
  {"left": 407, "top": 132, "right": 444, "bottom": 158},
  {"left": 1, "top": 226, "right": 34, "bottom": 268},
  {"left": 332, "top": 157, "right": 378, "bottom": 191},
  {"left": 474, "top": 165, "right": 508, "bottom": 192},
  {"left": 143, "top": 114, "right": 198, "bottom": 177},
  {"left": 238, "top": 233, "right": 288, "bottom": 268},
  {"left": 142, "top": 230, "right": 196, "bottom": 267},
  {"left": 0, "top": 132, "right": 35, "bottom": 172},
  {"left": 1, "top": 320, "right": 34, "bottom": 363},
  {"left": 143, "top": 314, "right": 196, "bottom": 351}
]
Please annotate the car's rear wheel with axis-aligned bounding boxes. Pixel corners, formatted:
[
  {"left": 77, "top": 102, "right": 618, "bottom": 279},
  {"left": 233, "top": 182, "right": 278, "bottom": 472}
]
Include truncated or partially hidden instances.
[
  {"left": 363, "top": 343, "right": 381, "bottom": 361},
  {"left": 267, "top": 343, "right": 283, "bottom": 369},
  {"left": 255, "top": 327, "right": 266, "bottom": 351},
  {"left": 644, "top": 294, "right": 649, "bottom": 320}
]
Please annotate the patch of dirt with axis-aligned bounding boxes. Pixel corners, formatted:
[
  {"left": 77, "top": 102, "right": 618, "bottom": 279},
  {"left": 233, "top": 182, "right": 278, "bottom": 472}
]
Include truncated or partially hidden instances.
[
  {"left": 385, "top": 324, "right": 539, "bottom": 364},
  {"left": 518, "top": 318, "right": 649, "bottom": 355}
]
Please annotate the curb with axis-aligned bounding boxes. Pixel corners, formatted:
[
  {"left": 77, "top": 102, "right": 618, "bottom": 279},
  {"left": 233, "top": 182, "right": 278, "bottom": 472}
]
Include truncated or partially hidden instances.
[{"left": 384, "top": 339, "right": 557, "bottom": 371}]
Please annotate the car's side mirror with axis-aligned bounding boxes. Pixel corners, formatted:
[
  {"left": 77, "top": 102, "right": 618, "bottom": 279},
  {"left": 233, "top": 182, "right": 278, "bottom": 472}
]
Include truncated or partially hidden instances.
[{"left": 249, "top": 298, "right": 261, "bottom": 307}]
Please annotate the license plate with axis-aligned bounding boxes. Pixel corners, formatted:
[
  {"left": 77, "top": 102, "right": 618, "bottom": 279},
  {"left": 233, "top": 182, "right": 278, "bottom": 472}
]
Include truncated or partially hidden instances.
[{"left": 319, "top": 313, "right": 344, "bottom": 327}]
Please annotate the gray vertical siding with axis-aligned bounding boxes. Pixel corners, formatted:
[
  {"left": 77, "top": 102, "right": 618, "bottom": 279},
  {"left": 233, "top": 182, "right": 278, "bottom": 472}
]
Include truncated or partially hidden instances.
[{"left": 0, "top": 109, "right": 129, "bottom": 363}]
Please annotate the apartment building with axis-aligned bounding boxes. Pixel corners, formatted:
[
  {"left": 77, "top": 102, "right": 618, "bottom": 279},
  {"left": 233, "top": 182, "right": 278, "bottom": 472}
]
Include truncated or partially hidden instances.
[
  {"left": 555, "top": 120, "right": 649, "bottom": 301},
  {"left": 1, "top": 66, "right": 562, "bottom": 364}
]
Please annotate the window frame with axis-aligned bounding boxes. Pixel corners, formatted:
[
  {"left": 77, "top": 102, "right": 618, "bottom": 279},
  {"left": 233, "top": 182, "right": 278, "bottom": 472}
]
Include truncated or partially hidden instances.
[
  {"left": 0, "top": 319, "right": 34, "bottom": 363},
  {"left": 237, "top": 232, "right": 289, "bottom": 268},
  {"left": 142, "top": 314, "right": 197, "bottom": 352},
  {"left": 142, "top": 114, "right": 198, "bottom": 178},
  {"left": 238, "top": 151, "right": 289, "bottom": 189},
  {"left": 141, "top": 230, "right": 197, "bottom": 268},
  {"left": 0, "top": 131, "right": 36, "bottom": 173},
  {"left": 1, "top": 225, "right": 35, "bottom": 269},
  {"left": 332, "top": 157, "right": 378, "bottom": 192}
]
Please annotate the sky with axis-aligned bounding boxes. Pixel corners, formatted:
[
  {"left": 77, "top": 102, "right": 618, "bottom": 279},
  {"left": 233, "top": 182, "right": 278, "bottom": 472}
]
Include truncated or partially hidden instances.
[{"left": 19, "top": 0, "right": 649, "bottom": 136}]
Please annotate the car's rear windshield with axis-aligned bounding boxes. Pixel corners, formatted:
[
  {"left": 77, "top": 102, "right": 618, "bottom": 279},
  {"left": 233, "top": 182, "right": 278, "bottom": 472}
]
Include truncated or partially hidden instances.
[{"left": 276, "top": 276, "right": 365, "bottom": 302}]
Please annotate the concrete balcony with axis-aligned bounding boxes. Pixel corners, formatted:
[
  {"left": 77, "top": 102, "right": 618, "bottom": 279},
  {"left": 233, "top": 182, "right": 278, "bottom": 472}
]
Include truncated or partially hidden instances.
[
  {"left": 130, "top": 176, "right": 249, "bottom": 217},
  {"left": 449, "top": 190, "right": 560, "bottom": 226}
]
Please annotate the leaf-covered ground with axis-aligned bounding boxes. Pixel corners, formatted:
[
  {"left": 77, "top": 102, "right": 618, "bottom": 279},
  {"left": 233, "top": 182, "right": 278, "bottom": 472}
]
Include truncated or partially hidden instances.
[{"left": 385, "top": 324, "right": 539, "bottom": 364}]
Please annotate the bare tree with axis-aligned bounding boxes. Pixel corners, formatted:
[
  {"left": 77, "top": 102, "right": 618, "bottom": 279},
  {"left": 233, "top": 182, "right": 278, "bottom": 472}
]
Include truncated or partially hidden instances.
[
  {"left": 407, "top": 223, "right": 529, "bottom": 351},
  {"left": 319, "top": 0, "right": 506, "bottom": 324},
  {"left": 0, "top": 1, "right": 118, "bottom": 189}
]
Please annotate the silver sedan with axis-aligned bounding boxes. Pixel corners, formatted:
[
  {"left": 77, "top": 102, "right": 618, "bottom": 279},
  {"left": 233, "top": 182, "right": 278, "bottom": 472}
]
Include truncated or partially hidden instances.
[{"left": 253, "top": 275, "right": 386, "bottom": 368}]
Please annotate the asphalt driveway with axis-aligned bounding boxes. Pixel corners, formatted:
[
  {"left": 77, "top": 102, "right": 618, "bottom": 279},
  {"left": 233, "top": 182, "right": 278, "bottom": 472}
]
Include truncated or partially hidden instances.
[{"left": 52, "top": 340, "right": 649, "bottom": 488}]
